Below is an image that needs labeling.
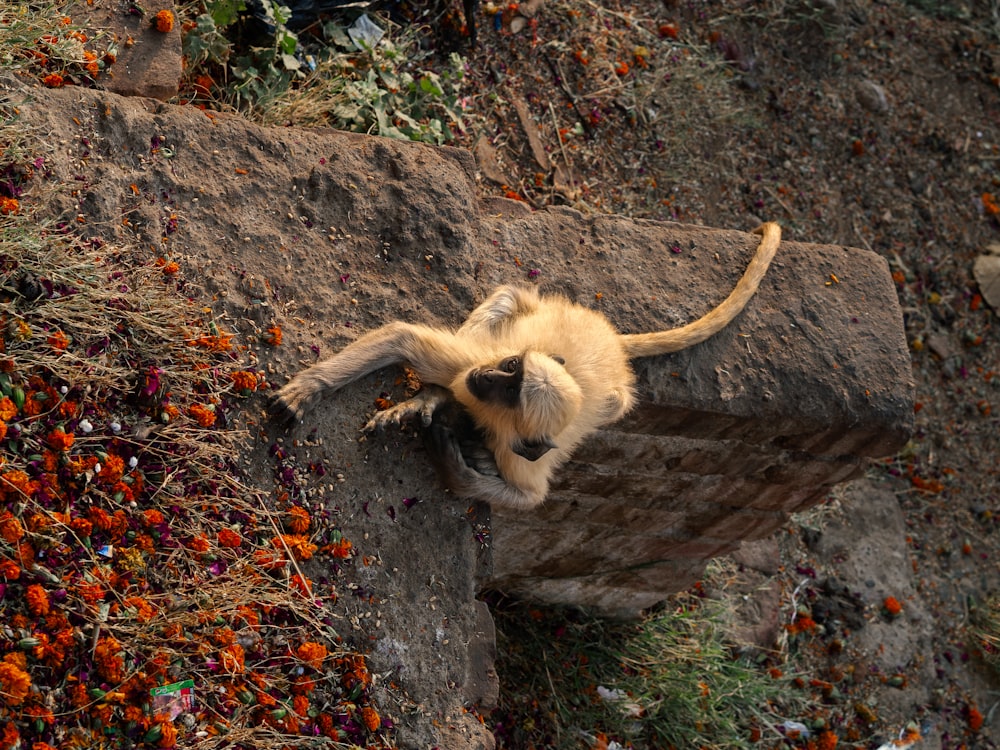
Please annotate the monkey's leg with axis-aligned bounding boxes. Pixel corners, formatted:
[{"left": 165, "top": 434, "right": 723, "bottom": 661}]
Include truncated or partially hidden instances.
[
  {"left": 425, "top": 421, "right": 543, "bottom": 509},
  {"left": 272, "top": 322, "right": 468, "bottom": 425},
  {"left": 363, "top": 384, "right": 451, "bottom": 432},
  {"left": 458, "top": 285, "right": 540, "bottom": 335}
]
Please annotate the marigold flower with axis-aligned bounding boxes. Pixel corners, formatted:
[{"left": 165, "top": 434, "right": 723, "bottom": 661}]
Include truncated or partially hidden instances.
[
  {"left": 231, "top": 370, "right": 259, "bottom": 393},
  {"left": 883, "top": 596, "right": 903, "bottom": 617},
  {"left": 288, "top": 506, "right": 310, "bottom": 535},
  {"left": 142, "top": 509, "right": 165, "bottom": 527},
  {"left": 157, "top": 720, "right": 177, "bottom": 748},
  {"left": 323, "top": 537, "right": 353, "bottom": 559},
  {"left": 153, "top": 9, "right": 175, "bottom": 33},
  {"left": 0, "top": 721, "right": 19, "bottom": 747},
  {"left": 94, "top": 636, "right": 124, "bottom": 683},
  {"left": 289, "top": 573, "right": 312, "bottom": 596},
  {"left": 0, "top": 661, "right": 32, "bottom": 706},
  {"left": 124, "top": 596, "right": 156, "bottom": 622},
  {"left": 361, "top": 705, "right": 381, "bottom": 732},
  {"left": 221, "top": 642, "right": 245, "bottom": 674},
  {"left": 272, "top": 534, "right": 317, "bottom": 561},
  {"left": 26, "top": 584, "right": 50, "bottom": 616},
  {"left": 188, "top": 403, "right": 216, "bottom": 427},
  {"left": 0, "top": 398, "right": 16, "bottom": 421},
  {"left": 1, "top": 470, "right": 33, "bottom": 499},
  {"left": 969, "top": 704, "right": 984, "bottom": 731},
  {"left": 47, "top": 429, "right": 74, "bottom": 452},
  {"left": 218, "top": 528, "right": 242, "bottom": 548},
  {"left": 265, "top": 325, "right": 282, "bottom": 346},
  {"left": 98, "top": 453, "right": 125, "bottom": 483},
  {"left": 296, "top": 641, "right": 328, "bottom": 669},
  {"left": 187, "top": 535, "right": 210, "bottom": 553},
  {"left": 47, "top": 330, "right": 70, "bottom": 350},
  {"left": 0, "top": 197, "right": 18, "bottom": 216},
  {"left": 0, "top": 422, "right": 6, "bottom": 442},
  {"left": 0, "top": 512, "right": 24, "bottom": 544},
  {"left": 42, "top": 73, "right": 63, "bottom": 88},
  {"left": 0, "top": 560, "right": 20, "bottom": 581},
  {"left": 189, "top": 332, "right": 233, "bottom": 351}
]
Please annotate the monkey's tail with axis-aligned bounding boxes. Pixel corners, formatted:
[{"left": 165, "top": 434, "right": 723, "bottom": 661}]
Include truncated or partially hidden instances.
[{"left": 621, "top": 222, "right": 781, "bottom": 358}]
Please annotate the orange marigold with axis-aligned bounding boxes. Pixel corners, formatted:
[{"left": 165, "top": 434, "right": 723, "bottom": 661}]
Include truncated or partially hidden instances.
[
  {"left": 153, "top": 9, "right": 175, "bottom": 33},
  {"left": 42, "top": 73, "right": 63, "bottom": 88},
  {"left": 0, "top": 397, "right": 16, "bottom": 421},
  {"left": 83, "top": 49, "right": 99, "bottom": 77},
  {"left": 883, "top": 596, "right": 903, "bottom": 617},
  {"left": 94, "top": 636, "right": 124, "bottom": 683},
  {"left": 1, "top": 470, "right": 33, "bottom": 499},
  {"left": 0, "top": 512, "right": 24, "bottom": 544},
  {"left": 221, "top": 642, "right": 245, "bottom": 674},
  {"left": 142, "top": 509, "right": 165, "bottom": 527},
  {"left": 265, "top": 325, "right": 282, "bottom": 346},
  {"left": 296, "top": 641, "right": 328, "bottom": 669},
  {"left": 231, "top": 370, "right": 259, "bottom": 393},
  {"left": 157, "top": 720, "right": 177, "bottom": 748},
  {"left": 272, "top": 534, "right": 317, "bottom": 561},
  {"left": 0, "top": 721, "right": 19, "bottom": 748},
  {"left": 0, "top": 197, "right": 18, "bottom": 216},
  {"left": 218, "top": 528, "right": 242, "bottom": 548},
  {"left": 969, "top": 704, "right": 984, "bottom": 731},
  {"left": 47, "top": 429, "right": 74, "bottom": 452},
  {"left": 0, "top": 661, "right": 31, "bottom": 706},
  {"left": 361, "top": 705, "right": 381, "bottom": 732},
  {"left": 0, "top": 560, "right": 19, "bottom": 581},
  {"left": 188, "top": 403, "right": 216, "bottom": 427},
  {"left": 47, "top": 330, "right": 70, "bottom": 350},
  {"left": 26, "top": 584, "right": 50, "bottom": 616},
  {"left": 188, "top": 535, "right": 210, "bottom": 553},
  {"left": 287, "top": 506, "right": 310, "bottom": 534},
  {"left": 124, "top": 596, "right": 156, "bottom": 623},
  {"left": 98, "top": 453, "right": 125, "bottom": 484}
]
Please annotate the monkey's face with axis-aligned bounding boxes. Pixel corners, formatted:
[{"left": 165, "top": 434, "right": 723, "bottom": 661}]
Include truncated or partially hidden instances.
[
  {"left": 462, "top": 352, "right": 583, "bottom": 461},
  {"left": 465, "top": 355, "right": 525, "bottom": 408}
]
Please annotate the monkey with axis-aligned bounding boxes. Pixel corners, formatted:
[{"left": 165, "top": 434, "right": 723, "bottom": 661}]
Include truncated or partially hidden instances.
[{"left": 272, "top": 222, "right": 781, "bottom": 510}]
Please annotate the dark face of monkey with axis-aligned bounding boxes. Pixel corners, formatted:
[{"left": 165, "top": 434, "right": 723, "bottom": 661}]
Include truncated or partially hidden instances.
[{"left": 465, "top": 355, "right": 524, "bottom": 408}]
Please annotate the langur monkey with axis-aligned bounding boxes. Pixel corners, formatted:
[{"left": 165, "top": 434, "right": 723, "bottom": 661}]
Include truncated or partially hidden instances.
[{"left": 273, "top": 223, "right": 781, "bottom": 510}]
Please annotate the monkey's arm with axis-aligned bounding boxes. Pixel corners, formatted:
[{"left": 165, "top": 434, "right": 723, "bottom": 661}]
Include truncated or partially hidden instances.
[
  {"left": 272, "top": 322, "right": 468, "bottom": 424},
  {"left": 425, "top": 420, "right": 546, "bottom": 510}
]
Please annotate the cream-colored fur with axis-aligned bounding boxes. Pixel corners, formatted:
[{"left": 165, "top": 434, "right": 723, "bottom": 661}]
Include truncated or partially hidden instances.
[{"left": 274, "top": 222, "right": 781, "bottom": 509}]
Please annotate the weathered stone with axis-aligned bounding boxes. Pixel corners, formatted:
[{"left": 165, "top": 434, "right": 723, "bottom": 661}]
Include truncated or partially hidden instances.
[
  {"left": 11, "top": 78, "right": 912, "bottom": 737},
  {"left": 71, "top": 0, "right": 182, "bottom": 101}
]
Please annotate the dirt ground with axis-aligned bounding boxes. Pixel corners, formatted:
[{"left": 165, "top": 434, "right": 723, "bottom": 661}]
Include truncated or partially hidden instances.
[{"left": 444, "top": 1, "right": 1000, "bottom": 747}]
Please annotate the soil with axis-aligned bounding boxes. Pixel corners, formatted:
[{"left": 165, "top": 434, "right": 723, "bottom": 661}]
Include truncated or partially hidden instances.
[{"left": 445, "top": 1, "right": 1000, "bottom": 747}]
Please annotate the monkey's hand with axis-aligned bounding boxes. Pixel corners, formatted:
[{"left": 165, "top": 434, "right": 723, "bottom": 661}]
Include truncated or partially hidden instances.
[
  {"left": 269, "top": 380, "right": 316, "bottom": 427},
  {"left": 363, "top": 384, "right": 452, "bottom": 433}
]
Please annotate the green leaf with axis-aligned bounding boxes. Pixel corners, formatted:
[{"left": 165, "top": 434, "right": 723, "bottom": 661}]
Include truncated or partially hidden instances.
[{"left": 208, "top": 0, "right": 246, "bottom": 27}]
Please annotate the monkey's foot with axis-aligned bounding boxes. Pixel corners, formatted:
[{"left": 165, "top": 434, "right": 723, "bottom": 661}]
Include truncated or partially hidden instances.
[
  {"left": 426, "top": 420, "right": 497, "bottom": 487},
  {"left": 363, "top": 385, "right": 451, "bottom": 433}
]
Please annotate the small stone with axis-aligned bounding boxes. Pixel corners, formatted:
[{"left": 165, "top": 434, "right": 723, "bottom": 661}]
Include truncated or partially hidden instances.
[{"left": 856, "top": 80, "right": 888, "bottom": 113}]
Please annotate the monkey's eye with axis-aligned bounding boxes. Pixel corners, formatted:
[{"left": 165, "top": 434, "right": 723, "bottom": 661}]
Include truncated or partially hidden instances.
[{"left": 500, "top": 356, "right": 520, "bottom": 373}]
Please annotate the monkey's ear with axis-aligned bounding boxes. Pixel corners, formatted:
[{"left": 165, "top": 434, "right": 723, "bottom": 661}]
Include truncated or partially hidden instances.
[{"left": 513, "top": 436, "right": 557, "bottom": 461}]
